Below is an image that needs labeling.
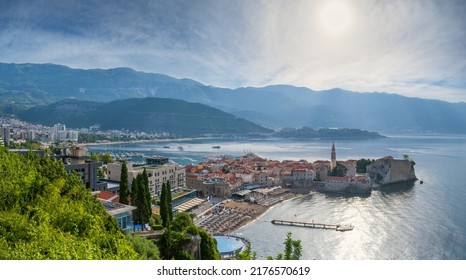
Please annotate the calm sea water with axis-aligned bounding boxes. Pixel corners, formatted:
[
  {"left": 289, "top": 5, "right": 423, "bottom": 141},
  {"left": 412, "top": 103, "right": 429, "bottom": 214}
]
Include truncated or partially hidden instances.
[{"left": 89, "top": 134, "right": 466, "bottom": 259}]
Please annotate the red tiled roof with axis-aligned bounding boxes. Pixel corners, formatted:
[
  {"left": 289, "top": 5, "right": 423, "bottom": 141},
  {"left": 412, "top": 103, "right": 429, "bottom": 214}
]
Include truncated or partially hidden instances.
[{"left": 98, "top": 190, "right": 120, "bottom": 203}]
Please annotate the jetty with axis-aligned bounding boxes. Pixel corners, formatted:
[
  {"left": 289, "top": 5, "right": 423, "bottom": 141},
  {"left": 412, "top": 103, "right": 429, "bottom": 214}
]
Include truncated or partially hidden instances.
[{"left": 271, "top": 219, "right": 354, "bottom": 232}]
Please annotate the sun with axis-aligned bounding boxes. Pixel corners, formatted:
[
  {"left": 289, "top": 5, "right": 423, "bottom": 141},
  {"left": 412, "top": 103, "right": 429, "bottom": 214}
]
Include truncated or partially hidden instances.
[{"left": 319, "top": 1, "right": 353, "bottom": 35}]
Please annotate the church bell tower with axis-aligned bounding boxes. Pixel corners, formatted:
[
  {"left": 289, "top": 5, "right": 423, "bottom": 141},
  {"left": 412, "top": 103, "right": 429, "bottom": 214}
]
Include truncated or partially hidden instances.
[{"left": 331, "top": 142, "right": 336, "bottom": 170}]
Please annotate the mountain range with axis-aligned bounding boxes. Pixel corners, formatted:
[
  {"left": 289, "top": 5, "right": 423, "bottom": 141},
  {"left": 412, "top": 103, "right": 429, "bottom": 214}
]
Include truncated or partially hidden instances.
[{"left": 2, "top": 62, "right": 466, "bottom": 133}]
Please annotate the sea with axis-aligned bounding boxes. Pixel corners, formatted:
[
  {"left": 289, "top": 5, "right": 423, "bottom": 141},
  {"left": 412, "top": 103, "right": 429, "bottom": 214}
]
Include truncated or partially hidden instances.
[{"left": 88, "top": 134, "right": 466, "bottom": 260}]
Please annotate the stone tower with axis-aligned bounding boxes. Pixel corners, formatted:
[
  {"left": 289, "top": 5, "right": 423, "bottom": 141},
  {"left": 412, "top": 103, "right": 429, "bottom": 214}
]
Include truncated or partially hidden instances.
[{"left": 330, "top": 142, "right": 336, "bottom": 170}]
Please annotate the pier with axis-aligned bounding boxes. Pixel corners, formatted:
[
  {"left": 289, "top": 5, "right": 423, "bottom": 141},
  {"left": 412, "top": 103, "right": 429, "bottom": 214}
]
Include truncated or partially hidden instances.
[{"left": 271, "top": 219, "right": 354, "bottom": 232}]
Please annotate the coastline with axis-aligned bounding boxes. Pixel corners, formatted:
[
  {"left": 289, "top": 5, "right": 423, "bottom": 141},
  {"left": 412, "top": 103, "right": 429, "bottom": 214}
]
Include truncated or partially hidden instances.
[
  {"left": 79, "top": 137, "right": 206, "bottom": 147},
  {"left": 233, "top": 194, "right": 304, "bottom": 233},
  {"left": 196, "top": 193, "right": 304, "bottom": 235}
]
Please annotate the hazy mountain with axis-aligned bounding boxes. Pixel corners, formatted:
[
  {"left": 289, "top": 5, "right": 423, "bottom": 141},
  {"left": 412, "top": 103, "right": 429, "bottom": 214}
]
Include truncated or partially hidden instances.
[
  {"left": 2, "top": 62, "right": 466, "bottom": 133},
  {"left": 18, "top": 98, "right": 272, "bottom": 136}
]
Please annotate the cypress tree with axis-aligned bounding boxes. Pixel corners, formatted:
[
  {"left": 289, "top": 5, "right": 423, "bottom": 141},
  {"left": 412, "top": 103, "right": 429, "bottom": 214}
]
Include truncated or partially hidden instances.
[
  {"left": 119, "top": 162, "right": 129, "bottom": 204},
  {"left": 166, "top": 181, "right": 173, "bottom": 223},
  {"left": 160, "top": 182, "right": 167, "bottom": 228},
  {"left": 142, "top": 169, "right": 152, "bottom": 223},
  {"left": 131, "top": 176, "right": 140, "bottom": 225},
  {"left": 136, "top": 173, "right": 147, "bottom": 230}
]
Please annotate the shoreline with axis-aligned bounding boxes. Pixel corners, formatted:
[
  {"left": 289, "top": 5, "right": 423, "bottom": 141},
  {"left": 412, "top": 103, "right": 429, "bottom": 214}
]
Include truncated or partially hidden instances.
[
  {"left": 233, "top": 194, "right": 304, "bottom": 233},
  {"left": 196, "top": 193, "right": 304, "bottom": 235},
  {"left": 79, "top": 137, "right": 206, "bottom": 147}
]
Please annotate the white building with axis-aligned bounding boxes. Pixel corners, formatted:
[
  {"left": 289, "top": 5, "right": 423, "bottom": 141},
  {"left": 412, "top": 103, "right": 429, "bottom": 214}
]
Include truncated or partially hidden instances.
[
  {"left": 107, "top": 162, "right": 186, "bottom": 198},
  {"left": 68, "top": 130, "right": 79, "bottom": 142},
  {"left": 52, "top": 123, "right": 67, "bottom": 142},
  {"left": 292, "top": 168, "right": 316, "bottom": 181}
]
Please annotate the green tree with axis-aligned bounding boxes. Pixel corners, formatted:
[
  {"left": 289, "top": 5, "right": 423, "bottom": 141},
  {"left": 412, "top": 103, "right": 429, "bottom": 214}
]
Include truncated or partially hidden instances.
[
  {"left": 99, "top": 153, "right": 114, "bottom": 164},
  {"left": 272, "top": 232, "right": 302, "bottom": 260},
  {"left": 160, "top": 182, "right": 168, "bottom": 228},
  {"left": 235, "top": 244, "right": 257, "bottom": 260},
  {"left": 89, "top": 153, "right": 99, "bottom": 161},
  {"left": 97, "top": 167, "right": 105, "bottom": 179},
  {"left": 0, "top": 148, "right": 138, "bottom": 260},
  {"left": 119, "top": 162, "right": 129, "bottom": 205},
  {"left": 403, "top": 154, "right": 416, "bottom": 167},
  {"left": 142, "top": 169, "right": 152, "bottom": 223},
  {"left": 166, "top": 181, "right": 173, "bottom": 223},
  {"left": 198, "top": 228, "right": 221, "bottom": 260},
  {"left": 356, "top": 158, "right": 375, "bottom": 173},
  {"left": 158, "top": 212, "right": 220, "bottom": 260},
  {"left": 329, "top": 163, "right": 347, "bottom": 177},
  {"left": 132, "top": 172, "right": 151, "bottom": 231},
  {"left": 125, "top": 234, "right": 160, "bottom": 260},
  {"left": 131, "top": 177, "right": 139, "bottom": 227}
]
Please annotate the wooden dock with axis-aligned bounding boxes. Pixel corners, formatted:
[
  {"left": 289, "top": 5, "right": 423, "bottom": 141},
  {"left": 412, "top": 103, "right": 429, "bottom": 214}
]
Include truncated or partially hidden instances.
[{"left": 271, "top": 219, "right": 354, "bottom": 232}]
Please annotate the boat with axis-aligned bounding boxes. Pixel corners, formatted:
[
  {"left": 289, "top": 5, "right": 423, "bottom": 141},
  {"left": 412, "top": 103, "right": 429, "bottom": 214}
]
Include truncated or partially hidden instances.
[
  {"left": 212, "top": 145, "right": 221, "bottom": 149},
  {"left": 163, "top": 146, "right": 170, "bottom": 149},
  {"left": 178, "top": 146, "right": 184, "bottom": 151}
]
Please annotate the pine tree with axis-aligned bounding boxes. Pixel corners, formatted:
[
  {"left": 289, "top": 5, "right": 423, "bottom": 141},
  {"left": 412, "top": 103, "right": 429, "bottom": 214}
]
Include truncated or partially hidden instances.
[{"left": 119, "top": 162, "right": 129, "bottom": 204}]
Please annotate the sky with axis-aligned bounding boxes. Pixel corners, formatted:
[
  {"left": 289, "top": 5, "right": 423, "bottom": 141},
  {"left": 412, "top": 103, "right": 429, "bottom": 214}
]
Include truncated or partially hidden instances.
[{"left": 1, "top": 0, "right": 465, "bottom": 102}]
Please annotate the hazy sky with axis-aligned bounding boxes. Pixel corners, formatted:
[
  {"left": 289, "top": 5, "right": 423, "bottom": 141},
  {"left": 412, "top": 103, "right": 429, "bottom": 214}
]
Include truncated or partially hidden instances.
[{"left": 1, "top": 0, "right": 465, "bottom": 102}]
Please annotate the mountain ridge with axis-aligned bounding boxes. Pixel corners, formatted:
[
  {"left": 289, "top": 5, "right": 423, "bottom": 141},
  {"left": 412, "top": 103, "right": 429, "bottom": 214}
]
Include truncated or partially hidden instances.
[
  {"left": 18, "top": 97, "right": 273, "bottom": 136},
  {"left": 2, "top": 62, "right": 466, "bottom": 133}
]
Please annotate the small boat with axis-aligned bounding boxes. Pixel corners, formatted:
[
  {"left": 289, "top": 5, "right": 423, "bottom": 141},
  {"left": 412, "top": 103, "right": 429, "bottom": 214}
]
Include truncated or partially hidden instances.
[
  {"left": 212, "top": 145, "right": 221, "bottom": 149},
  {"left": 163, "top": 146, "right": 170, "bottom": 149}
]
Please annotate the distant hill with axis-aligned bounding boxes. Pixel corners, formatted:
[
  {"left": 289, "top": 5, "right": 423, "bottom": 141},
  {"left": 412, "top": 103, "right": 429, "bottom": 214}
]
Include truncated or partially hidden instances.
[
  {"left": 275, "top": 127, "right": 385, "bottom": 140},
  {"left": 18, "top": 98, "right": 272, "bottom": 136},
  {"left": 3, "top": 62, "right": 466, "bottom": 133}
]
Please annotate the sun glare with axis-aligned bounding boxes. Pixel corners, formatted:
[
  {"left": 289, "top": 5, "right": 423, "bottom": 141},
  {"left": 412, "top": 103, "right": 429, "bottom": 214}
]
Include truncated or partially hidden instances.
[{"left": 319, "top": 1, "right": 352, "bottom": 35}]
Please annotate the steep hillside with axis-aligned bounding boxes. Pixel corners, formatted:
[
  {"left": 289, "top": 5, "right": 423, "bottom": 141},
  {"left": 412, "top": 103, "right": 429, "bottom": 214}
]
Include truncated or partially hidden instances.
[{"left": 18, "top": 97, "right": 272, "bottom": 136}]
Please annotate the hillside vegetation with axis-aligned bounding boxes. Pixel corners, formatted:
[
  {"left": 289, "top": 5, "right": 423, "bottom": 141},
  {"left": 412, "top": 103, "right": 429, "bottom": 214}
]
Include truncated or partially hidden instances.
[
  {"left": 0, "top": 148, "right": 138, "bottom": 259},
  {"left": 19, "top": 98, "right": 272, "bottom": 136}
]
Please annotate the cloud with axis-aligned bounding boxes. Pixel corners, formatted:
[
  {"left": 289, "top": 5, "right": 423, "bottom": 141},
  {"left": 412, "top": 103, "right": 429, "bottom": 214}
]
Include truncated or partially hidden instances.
[{"left": 0, "top": 0, "right": 465, "bottom": 101}]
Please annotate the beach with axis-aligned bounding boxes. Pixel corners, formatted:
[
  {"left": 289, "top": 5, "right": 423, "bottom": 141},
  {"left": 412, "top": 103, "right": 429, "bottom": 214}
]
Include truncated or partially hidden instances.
[{"left": 196, "top": 192, "right": 302, "bottom": 235}]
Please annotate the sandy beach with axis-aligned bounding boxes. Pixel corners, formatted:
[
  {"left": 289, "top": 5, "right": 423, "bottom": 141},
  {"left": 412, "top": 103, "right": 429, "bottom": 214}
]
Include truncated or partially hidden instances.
[{"left": 196, "top": 193, "right": 302, "bottom": 235}]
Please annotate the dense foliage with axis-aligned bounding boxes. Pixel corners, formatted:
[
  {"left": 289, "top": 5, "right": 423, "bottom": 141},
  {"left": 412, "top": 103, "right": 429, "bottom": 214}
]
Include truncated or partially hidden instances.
[
  {"left": 19, "top": 98, "right": 272, "bottom": 136},
  {"left": 329, "top": 163, "right": 348, "bottom": 177},
  {"left": 89, "top": 152, "right": 114, "bottom": 164},
  {"left": 125, "top": 234, "right": 160, "bottom": 260},
  {"left": 158, "top": 212, "right": 220, "bottom": 260},
  {"left": 356, "top": 158, "right": 375, "bottom": 173},
  {"left": 0, "top": 148, "right": 138, "bottom": 259},
  {"left": 4, "top": 140, "right": 44, "bottom": 150}
]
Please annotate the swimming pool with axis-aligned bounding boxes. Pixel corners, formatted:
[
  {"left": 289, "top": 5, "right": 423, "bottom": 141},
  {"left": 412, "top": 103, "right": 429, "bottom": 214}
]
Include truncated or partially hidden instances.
[{"left": 214, "top": 235, "right": 247, "bottom": 256}]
